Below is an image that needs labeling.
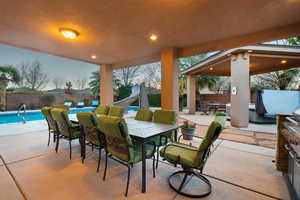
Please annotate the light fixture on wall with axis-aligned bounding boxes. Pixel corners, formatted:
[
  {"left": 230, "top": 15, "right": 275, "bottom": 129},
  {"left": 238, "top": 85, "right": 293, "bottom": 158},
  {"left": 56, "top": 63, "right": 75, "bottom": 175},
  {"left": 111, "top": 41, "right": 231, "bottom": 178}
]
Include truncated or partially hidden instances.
[{"left": 59, "top": 28, "right": 79, "bottom": 39}]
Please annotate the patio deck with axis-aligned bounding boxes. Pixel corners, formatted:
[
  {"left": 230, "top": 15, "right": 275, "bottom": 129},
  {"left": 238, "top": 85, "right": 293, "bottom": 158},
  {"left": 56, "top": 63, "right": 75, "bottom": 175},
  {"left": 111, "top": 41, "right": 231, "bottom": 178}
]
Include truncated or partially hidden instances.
[{"left": 0, "top": 128, "right": 289, "bottom": 200}]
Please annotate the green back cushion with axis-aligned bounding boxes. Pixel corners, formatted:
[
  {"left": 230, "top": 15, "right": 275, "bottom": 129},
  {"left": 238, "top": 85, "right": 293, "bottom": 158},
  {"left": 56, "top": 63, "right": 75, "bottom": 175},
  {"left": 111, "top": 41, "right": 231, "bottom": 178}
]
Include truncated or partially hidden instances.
[
  {"left": 97, "top": 115, "right": 133, "bottom": 162},
  {"left": 135, "top": 110, "right": 153, "bottom": 122},
  {"left": 196, "top": 117, "right": 225, "bottom": 166},
  {"left": 108, "top": 106, "right": 124, "bottom": 117},
  {"left": 52, "top": 104, "right": 69, "bottom": 112},
  {"left": 153, "top": 110, "right": 177, "bottom": 125},
  {"left": 77, "top": 112, "right": 100, "bottom": 146},
  {"left": 41, "top": 107, "right": 57, "bottom": 131},
  {"left": 51, "top": 108, "right": 71, "bottom": 136},
  {"left": 96, "top": 105, "right": 110, "bottom": 115}
]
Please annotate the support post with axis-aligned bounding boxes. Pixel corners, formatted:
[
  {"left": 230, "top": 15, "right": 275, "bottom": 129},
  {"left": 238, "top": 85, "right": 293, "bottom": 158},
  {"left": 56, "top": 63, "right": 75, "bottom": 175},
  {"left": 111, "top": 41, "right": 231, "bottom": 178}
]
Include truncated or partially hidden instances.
[
  {"left": 161, "top": 48, "right": 179, "bottom": 111},
  {"left": 187, "top": 75, "right": 196, "bottom": 114},
  {"left": 100, "top": 64, "right": 113, "bottom": 105},
  {"left": 230, "top": 53, "right": 250, "bottom": 127}
]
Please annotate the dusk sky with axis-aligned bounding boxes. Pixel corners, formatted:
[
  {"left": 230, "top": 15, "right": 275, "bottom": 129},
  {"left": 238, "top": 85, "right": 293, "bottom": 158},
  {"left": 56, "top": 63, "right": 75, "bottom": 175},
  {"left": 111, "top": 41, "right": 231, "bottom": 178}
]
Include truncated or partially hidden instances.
[{"left": 0, "top": 44, "right": 99, "bottom": 90}]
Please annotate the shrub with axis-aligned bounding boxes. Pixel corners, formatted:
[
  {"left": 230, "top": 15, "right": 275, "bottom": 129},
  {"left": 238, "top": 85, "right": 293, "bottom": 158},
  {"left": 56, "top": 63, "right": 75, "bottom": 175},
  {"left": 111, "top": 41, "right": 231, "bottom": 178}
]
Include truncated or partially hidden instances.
[
  {"left": 28, "top": 103, "right": 37, "bottom": 110},
  {"left": 215, "top": 112, "right": 226, "bottom": 116},
  {"left": 83, "top": 98, "right": 89, "bottom": 106},
  {"left": 117, "top": 85, "right": 132, "bottom": 100},
  {"left": 148, "top": 93, "right": 161, "bottom": 107},
  {"left": 40, "top": 93, "right": 55, "bottom": 106}
]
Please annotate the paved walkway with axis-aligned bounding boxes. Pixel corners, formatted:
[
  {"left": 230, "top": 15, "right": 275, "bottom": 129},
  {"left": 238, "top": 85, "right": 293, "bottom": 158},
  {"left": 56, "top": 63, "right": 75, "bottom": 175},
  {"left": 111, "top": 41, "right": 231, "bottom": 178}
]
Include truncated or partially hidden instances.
[{"left": 0, "top": 129, "right": 289, "bottom": 200}]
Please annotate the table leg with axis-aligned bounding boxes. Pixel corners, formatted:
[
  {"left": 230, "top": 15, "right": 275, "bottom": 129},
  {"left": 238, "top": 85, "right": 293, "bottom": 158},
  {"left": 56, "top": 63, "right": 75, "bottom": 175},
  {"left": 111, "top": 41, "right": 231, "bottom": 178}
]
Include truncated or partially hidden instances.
[{"left": 142, "top": 142, "right": 146, "bottom": 193}]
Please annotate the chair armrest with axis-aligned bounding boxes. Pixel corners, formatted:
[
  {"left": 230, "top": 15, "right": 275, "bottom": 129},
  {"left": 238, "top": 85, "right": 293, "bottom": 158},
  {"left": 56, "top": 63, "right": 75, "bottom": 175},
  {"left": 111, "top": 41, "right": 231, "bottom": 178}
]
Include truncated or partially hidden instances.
[
  {"left": 178, "top": 134, "right": 204, "bottom": 143},
  {"left": 161, "top": 142, "right": 206, "bottom": 156}
]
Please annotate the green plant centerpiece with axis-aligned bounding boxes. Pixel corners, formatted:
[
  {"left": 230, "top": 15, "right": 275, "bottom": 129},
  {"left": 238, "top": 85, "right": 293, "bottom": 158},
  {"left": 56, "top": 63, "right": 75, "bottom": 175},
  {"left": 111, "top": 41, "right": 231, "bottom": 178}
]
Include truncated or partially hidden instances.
[{"left": 181, "top": 120, "right": 196, "bottom": 140}]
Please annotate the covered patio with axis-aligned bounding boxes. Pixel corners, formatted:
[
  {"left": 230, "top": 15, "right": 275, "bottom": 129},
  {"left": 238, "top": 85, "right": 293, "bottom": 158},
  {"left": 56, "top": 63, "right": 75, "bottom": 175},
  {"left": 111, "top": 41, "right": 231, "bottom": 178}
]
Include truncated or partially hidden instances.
[
  {"left": 1, "top": 0, "right": 300, "bottom": 199},
  {"left": 182, "top": 44, "right": 300, "bottom": 127}
]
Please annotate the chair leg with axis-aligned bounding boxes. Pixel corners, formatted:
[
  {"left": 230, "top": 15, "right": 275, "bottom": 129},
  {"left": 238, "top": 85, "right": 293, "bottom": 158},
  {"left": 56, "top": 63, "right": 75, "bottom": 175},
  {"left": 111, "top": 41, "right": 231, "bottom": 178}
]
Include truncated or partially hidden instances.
[
  {"left": 55, "top": 135, "right": 60, "bottom": 153},
  {"left": 53, "top": 132, "right": 56, "bottom": 143},
  {"left": 152, "top": 155, "right": 156, "bottom": 178},
  {"left": 125, "top": 165, "right": 131, "bottom": 197},
  {"left": 47, "top": 130, "right": 51, "bottom": 146},
  {"left": 97, "top": 148, "right": 102, "bottom": 172},
  {"left": 81, "top": 143, "right": 86, "bottom": 164},
  {"left": 103, "top": 152, "right": 108, "bottom": 180},
  {"left": 156, "top": 147, "right": 159, "bottom": 169},
  {"left": 69, "top": 140, "right": 72, "bottom": 160}
]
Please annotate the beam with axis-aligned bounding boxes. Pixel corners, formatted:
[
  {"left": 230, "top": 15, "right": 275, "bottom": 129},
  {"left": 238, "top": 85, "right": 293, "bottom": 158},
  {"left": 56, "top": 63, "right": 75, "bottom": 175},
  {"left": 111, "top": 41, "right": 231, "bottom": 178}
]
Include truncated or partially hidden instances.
[
  {"left": 230, "top": 53, "right": 250, "bottom": 127},
  {"left": 100, "top": 64, "right": 113, "bottom": 105},
  {"left": 187, "top": 75, "right": 196, "bottom": 114},
  {"left": 161, "top": 48, "right": 179, "bottom": 111}
]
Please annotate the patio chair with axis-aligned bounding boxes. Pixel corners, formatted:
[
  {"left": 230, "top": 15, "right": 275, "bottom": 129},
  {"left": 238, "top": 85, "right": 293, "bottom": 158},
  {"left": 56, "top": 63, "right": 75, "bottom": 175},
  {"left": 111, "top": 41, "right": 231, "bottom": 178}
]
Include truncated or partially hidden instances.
[
  {"left": 77, "top": 112, "right": 105, "bottom": 172},
  {"left": 77, "top": 102, "right": 85, "bottom": 108},
  {"left": 97, "top": 115, "right": 156, "bottom": 197},
  {"left": 151, "top": 110, "right": 177, "bottom": 169},
  {"left": 52, "top": 104, "right": 69, "bottom": 112},
  {"left": 108, "top": 106, "right": 124, "bottom": 117},
  {"left": 160, "top": 116, "right": 225, "bottom": 198},
  {"left": 41, "top": 107, "right": 57, "bottom": 146},
  {"left": 134, "top": 109, "right": 153, "bottom": 122},
  {"left": 51, "top": 108, "right": 81, "bottom": 160},
  {"left": 95, "top": 104, "right": 110, "bottom": 115},
  {"left": 64, "top": 101, "right": 73, "bottom": 107},
  {"left": 91, "top": 100, "right": 99, "bottom": 107}
]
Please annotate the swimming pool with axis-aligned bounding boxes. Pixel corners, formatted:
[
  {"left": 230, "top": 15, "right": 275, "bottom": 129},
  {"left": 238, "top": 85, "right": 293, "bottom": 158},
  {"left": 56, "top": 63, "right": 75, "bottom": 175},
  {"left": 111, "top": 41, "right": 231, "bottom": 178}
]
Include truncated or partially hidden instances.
[{"left": 0, "top": 106, "right": 140, "bottom": 124}]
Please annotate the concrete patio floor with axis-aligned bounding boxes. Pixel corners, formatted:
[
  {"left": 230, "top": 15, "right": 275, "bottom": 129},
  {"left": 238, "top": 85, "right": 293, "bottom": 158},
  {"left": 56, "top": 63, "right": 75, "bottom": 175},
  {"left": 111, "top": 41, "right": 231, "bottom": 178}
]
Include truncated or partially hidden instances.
[{"left": 0, "top": 129, "right": 289, "bottom": 200}]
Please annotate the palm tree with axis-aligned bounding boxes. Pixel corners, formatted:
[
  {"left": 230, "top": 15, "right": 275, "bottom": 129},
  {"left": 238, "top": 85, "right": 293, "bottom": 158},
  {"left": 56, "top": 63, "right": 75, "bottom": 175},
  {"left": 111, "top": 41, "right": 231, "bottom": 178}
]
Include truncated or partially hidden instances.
[{"left": 0, "top": 66, "right": 21, "bottom": 110}]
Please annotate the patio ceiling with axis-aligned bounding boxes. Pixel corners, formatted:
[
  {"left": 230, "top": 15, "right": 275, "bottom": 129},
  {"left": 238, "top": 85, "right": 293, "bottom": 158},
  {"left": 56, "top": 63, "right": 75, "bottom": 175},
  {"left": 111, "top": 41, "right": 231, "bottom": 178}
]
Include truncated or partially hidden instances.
[
  {"left": 0, "top": 0, "right": 300, "bottom": 68},
  {"left": 182, "top": 44, "right": 300, "bottom": 76}
]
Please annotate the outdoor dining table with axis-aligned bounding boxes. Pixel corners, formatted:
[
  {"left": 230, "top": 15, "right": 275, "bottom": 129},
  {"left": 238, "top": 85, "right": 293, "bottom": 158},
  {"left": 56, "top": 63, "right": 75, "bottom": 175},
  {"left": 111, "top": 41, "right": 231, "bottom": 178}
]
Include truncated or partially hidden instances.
[{"left": 69, "top": 114, "right": 180, "bottom": 193}]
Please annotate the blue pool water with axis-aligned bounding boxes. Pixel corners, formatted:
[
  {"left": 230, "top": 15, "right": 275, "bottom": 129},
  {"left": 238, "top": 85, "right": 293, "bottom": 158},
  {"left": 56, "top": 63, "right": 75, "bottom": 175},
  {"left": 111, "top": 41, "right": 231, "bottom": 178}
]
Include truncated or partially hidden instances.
[{"left": 0, "top": 106, "right": 139, "bottom": 124}]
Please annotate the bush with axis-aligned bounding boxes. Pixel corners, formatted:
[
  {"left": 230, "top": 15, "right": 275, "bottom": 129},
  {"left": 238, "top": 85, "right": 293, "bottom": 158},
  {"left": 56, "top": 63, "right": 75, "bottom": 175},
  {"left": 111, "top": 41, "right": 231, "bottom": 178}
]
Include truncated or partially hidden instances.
[
  {"left": 148, "top": 93, "right": 161, "bottom": 107},
  {"left": 117, "top": 85, "right": 132, "bottom": 100},
  {"left": 83, "top": 98, "right": 89, "bottom": 106},
  {"left": 215, "top": 112, "right": 226, "bottom": 116},
  {"left": 40, "top": 93, "right": 55, "bottom": 106},
  {"left": 28, "top": 103, "right": 37, "bottom": 110}
]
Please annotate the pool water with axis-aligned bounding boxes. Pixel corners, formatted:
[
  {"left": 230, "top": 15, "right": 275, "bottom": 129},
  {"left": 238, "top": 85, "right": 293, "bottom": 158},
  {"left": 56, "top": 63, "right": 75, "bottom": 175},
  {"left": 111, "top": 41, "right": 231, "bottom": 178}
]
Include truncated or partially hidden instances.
[{"left": 0, "top": 106, "right": 139, "bottom": 124}]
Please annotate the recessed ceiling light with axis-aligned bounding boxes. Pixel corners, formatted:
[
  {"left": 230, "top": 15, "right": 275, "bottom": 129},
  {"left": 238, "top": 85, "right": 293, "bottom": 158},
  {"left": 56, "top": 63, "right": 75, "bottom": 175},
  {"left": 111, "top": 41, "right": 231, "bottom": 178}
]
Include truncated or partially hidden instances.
[
  {"left": 248, "top": 50, "right": 253, "bottom": 53},
  {"left": 59, "top": 28, "right": 79, "bottom": 39},
  {"left": 281, "top": 60, "right": 287, "bottom": 64},
  {"left": 149, "top": 34, "right": 158, "bottom": 41},
  {"left": 209, "top": 67, "right": 213, "bottom": 71},
  {"left": 91, "top": 55, "right": 97, "bottom": 59}
]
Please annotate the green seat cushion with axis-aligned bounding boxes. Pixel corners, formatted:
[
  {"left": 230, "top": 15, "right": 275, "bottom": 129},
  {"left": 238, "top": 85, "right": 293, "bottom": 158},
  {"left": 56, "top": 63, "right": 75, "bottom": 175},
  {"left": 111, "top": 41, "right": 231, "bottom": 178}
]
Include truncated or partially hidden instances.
[
  {"left": 160, "top": 142, "right": 199, "bottom": 168},
  {"left": 131, "top": 143, "right": 155, "bottom": 164},
  {"left": 96, "top": 105, "right": 110, "bottom": 115},
  {"left": 135, "top": 110, "right": 153, "bottom": 122},
  {"left": 108, "top": 106, "right": 124, "bottom": 117}
]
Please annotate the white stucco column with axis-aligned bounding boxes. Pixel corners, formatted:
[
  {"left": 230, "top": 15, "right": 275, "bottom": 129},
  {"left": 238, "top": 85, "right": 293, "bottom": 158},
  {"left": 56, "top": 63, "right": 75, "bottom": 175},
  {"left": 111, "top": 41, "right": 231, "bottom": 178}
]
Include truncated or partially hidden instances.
[
  {"left": 230, "top": 53, "right": 250, "bottom": 127},
  {"left": 100, "top": 64, "right": 113, "bottom": 105},
  {"left": 187, "top": 75, "right": 196, "bottom": 114},
  {"left": 161, "top": 48, "right": 179, "bottom": 111}
]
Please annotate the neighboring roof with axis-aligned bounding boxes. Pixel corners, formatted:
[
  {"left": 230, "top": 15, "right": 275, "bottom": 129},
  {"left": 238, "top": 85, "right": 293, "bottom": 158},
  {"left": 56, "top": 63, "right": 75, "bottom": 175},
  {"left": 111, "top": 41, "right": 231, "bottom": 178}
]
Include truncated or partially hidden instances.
[
  {"left": 181, "top": 44, "right": 300, "bottom": 76},
  {"left": 0, "top": 1, "right": 300, "bottom": 68}
]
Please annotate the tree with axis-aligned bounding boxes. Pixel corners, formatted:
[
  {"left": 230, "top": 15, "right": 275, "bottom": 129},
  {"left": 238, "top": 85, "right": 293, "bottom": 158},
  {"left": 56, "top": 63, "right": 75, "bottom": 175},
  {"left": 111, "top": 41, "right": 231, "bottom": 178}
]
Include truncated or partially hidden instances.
[
  {"left": 52, "top": 77, "right": 64, "bottom": 89},
  {"left": 287, "top": 37, "right": 300, "bottom": 45},
  {"left": 114, "top": 66, "right": 140, "bottom": 86},
  {"left": 252, "top": 69, "right": 300, "bottom": 90},
  {"left": 138, "top": 62, "right": 161, "bottom": 88},
  {"left": 178, "top": 54, "right": 207, "bottom": 70},
  {"left": 65, "top": 81, "right": 73, "bottom": 94},
  {"left": 75, "top": 77, "right": 88, "bottom": 90},
  {"left": 20, "top": 60, "right": 49, "bottom": 90},
  {"left": 0, "top": 66, "right": 21, "bottom": 110},
  {"left": 197, "top": 76, "right": 219, "bottom": 91}
]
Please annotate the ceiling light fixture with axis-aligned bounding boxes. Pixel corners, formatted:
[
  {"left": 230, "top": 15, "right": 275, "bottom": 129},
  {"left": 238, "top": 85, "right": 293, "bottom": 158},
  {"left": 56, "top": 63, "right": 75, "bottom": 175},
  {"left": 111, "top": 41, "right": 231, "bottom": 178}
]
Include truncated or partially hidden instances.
[
  {"left": 149, "top": 34, "right": 158, "bottom": 41},
  {"left": 91, "top": 55, "right": 97, "bottom": 59},
  {"left": 281, "top": 60, "right": 287, "bottom": 64},
  {"left": 209, "top": 67, "right": 213, "bottom": 71},
  {"left": 248, "top": 50, "right": 253, "bottom": 53},
  {"left": 59, "top": 28, "right": 79, "bottom": 39}
]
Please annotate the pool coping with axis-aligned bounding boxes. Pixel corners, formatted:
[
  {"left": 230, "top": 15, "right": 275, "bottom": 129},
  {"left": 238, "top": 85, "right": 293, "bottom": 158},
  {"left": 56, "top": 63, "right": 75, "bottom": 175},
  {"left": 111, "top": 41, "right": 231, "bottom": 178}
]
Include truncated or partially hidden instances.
[{"left": 0, "top": 107, "right": 95, "bottom": 115}]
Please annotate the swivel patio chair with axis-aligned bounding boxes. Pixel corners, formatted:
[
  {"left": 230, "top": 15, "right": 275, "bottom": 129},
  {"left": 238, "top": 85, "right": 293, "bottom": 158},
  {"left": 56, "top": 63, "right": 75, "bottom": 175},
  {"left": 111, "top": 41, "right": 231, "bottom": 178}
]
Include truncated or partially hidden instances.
[
  {"left": 51, "top": 108, "right": 81, "bottom": 160},
  {"left": 41, "top": 107, "right": 57, "bottom": 146},
  {"left": 95, "top": 104, "right": 110, "bottom": 115},
  {"left": 97, "top": 115, "right": 156, "bottom": 197},
  {"left": 134, "top": 109, "right": 153, "bottom": 122},
  {"left": 108, "top": 106, "right": 124, "bottom": 117},
  {"left": 151, "top": 110, "right": 177, "bottom": 169},
  {"left": 160, "top": 116, "right": 225, "bottom": 198},
  {"left": 77, "top": 112, "right": 105, "bottom": 172}
]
